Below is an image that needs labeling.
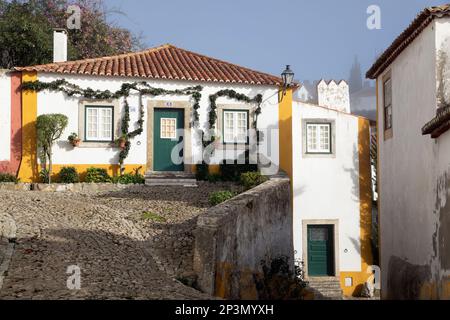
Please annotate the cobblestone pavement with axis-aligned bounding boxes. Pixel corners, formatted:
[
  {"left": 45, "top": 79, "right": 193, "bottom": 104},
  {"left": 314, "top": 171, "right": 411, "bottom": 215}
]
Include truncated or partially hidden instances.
[{"left": 0, "top": 182, "right": 241, "bottom": 300}]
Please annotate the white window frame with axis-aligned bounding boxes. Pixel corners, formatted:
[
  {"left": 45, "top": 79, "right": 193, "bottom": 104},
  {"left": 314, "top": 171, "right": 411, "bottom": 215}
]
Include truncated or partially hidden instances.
[
  {"left": 306, "top": 123, "right": 332, "bottom": 154},
  {"left": 160, "top": 117, "right": 177, "bottom": 140},
  {"left": 223, "top": 110, "right": 249, "bottom": 144},
  {"left": 85, "top": 106, "right": 114, "bottom": 142}
]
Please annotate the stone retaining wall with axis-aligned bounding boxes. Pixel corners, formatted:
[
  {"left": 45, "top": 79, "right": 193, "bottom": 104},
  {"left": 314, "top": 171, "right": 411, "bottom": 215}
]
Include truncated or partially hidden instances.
[{"left": 193, "top": 177, "right": 293, "bottom": 300}]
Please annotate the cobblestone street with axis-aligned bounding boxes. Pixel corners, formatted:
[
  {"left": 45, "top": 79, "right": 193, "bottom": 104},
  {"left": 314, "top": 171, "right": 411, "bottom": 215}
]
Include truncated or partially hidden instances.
[{"left": 0, "top": 183, "right": 241, "bottom": 300}]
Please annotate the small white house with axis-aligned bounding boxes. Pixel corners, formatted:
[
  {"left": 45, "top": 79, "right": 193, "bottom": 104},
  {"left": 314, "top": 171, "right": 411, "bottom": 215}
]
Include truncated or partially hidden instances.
[{"left": 290, "top": 83, "right": 373, "bottom": 297}]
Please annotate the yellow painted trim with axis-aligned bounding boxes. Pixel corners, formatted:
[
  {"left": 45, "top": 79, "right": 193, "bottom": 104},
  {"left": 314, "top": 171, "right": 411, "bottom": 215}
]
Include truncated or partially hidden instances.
[
  {"left": 17, "top": 72, "right": 39, "bottom": 183},
  {"left": 278, "top": 88, "right": 293, "bottom": 182},
  {"left": 340, "top": 118, "right": 374, "bottom": 297}
]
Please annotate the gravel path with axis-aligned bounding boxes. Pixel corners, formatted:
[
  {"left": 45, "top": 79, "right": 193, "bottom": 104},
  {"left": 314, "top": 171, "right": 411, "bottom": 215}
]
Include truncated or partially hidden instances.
[{"left": 0, "top": 182, "right": 241, "bottom": 300}]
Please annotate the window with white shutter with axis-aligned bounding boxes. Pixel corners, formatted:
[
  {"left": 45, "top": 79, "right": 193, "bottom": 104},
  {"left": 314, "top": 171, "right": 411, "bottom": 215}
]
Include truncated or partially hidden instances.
[
  {"left": 85, "top": 106, "right": 113, "bottom": 141},
  {"left": 223, "top": 110, "right": 248, "bottom": 144}
]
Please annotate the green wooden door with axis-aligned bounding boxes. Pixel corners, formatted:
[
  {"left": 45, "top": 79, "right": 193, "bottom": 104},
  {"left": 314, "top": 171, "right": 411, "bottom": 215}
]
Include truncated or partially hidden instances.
[
  {"left": 307, "top": 225, "right": 334, "bottom": 277},
  {"left": 153, "top": 108, "right": 184, "bottom": 172}
]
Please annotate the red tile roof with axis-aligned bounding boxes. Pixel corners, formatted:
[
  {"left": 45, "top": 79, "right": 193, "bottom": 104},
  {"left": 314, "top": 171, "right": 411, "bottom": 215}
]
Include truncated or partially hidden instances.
[
  {"left": 15, "top": 44, "right": 282, "bottom": 86},
  {"left": 366, "top": 4, "right": 450, "bottom": 79}
]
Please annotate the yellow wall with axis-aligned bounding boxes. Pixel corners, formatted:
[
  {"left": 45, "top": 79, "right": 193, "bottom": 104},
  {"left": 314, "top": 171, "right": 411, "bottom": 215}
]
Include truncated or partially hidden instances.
[
  {"left": 340, "top": 118, "right": 374, "bottom": 296},
  {"left": 17, "top": 72, "right": 39, "bottom": 182},
  {"left": 278, "top": 88, "right": 293, "bottom": 181}
]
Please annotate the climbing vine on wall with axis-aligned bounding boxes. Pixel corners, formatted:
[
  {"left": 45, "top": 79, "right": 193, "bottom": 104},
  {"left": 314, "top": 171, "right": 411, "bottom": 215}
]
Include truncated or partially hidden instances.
[
  {"left": 21, "top": 79, "right": 203, "bottom": 169},
  {"left": 203, "top": 89, "right": 263, "bottom": 145}
]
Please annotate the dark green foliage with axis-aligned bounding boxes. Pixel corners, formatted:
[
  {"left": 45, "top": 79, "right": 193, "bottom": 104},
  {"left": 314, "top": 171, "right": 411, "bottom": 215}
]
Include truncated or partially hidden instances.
[
  {"left": 0, "top": 173, "right": 18, "bottom": 183},
  {"left": 195, "top": 163, "right": 209, "bottom": 181},
  {"left": 240, "top": 171, "right": 268, "bottom": 190},
  {"left": 113, "top": 172, "right": 145, "bottom": 185},
  {"left": 209, "top": 190, "right": 236, "bottom": 206},
  {"left": 207, "top": 173, "right": 222, "bottom": 183},
  {"left": 0, "top": 0, "right": 141, "bottom": 69},
  {"left": 85, "top": 167, "right": 111, "bottom": 183},
  {"left": 58, "top": 167, "right": 79, "bottom": 184},
  {"left": 220, "top": 161, "right": 258, "bottom": 182},
  {"left": 39, "top": 169, "right": 49, "bottom": 184}
]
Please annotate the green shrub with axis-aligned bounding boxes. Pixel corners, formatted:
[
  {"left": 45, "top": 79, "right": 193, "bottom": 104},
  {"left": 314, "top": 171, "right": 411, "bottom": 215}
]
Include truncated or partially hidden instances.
[
  {"left": 114, "top": 172, "right": 145, "bottom": 184},
  {"left": 220, "top": 162, "right": 258, "bottom": 182},
  {"left": 209, "top": 190, "right": 236, "bottom": 206},
  {"left": 39, "top": 169, "right": 49, "bottom": 183},
  {"left": 85, "top": 167, "right": 112, "bottom": 183},
  {"left": 59, "top": 167, "right": 80, "bottom": 183},
  {"left": 207, "top": 173, "right": 222, "bottom": 183},
  {"left": 240, "top": 171, "right": 268, "bottom": 190},
  {"left": 195, "top": 163, "right": 209, "bottom": 181},
  {"left": 0, "top": 173, "right": 18, "bottom": 183}
]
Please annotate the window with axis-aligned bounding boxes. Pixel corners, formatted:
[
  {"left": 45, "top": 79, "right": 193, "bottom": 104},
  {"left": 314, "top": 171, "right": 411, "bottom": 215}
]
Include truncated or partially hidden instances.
[
  {"left": 160, "top": 118, "right": 177, "bottom": 139},
  {"left": 306, "top": 123, "right": 331, "bottom": 153},
  {"left": 383, "top": 78, "right": 392, "bottom": 131},
  {"left": 85, "top": 106, "right": 113, "bottom": 141},
  {"left": 223, "top": 110, "right": 248, "bottom": 144}
]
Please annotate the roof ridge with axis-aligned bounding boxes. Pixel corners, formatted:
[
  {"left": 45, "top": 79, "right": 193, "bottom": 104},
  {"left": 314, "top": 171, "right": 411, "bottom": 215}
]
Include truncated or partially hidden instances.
[{"left": 167, "top": 44, "right": 280, "bottom": 81}]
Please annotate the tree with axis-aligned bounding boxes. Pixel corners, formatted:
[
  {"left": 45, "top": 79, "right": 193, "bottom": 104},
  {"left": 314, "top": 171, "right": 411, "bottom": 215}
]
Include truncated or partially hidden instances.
[
  {"left": 0, "top": 0, "right": 142, "bottom": 69},
  {"left": 36, "top": 114, "right": 68, "bottom": 183}
]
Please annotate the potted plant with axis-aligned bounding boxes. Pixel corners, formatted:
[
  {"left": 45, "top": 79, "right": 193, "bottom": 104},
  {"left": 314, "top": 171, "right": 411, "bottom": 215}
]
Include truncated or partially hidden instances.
[
  {"left": 68, "top": 132, "right": 81, "bottom": 147},
  {"left": 116, "top": 134, "right": 127, "bottom": 149}
]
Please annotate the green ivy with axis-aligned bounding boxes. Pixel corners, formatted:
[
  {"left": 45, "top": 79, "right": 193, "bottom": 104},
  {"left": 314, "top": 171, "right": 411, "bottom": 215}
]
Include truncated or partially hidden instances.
[{"left": 22, "top": 80, "right": 203, "bottom": 169}]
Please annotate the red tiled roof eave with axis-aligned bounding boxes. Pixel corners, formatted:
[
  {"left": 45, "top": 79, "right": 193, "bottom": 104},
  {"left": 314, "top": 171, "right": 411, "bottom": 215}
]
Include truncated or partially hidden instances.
[
  {"left": 14, "top": 44, "right": 282, "bottom": 87},
  {"left": 366, "top": 4, "right": 450, "bottom": 79}
]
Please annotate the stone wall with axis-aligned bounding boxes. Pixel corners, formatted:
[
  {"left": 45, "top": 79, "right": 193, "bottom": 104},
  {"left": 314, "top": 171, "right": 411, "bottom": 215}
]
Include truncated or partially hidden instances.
[{"left": 193, "top": 177, "right": 293, "bottom": 300}]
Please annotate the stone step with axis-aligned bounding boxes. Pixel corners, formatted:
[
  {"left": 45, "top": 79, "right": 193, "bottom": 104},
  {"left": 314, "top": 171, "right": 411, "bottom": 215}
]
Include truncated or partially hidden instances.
[
  {"left": 306, "top": 277, "right": 343, "bottom": 300},
  {"left": 145, "top": 171, "right": 197, "bottom": 187}
]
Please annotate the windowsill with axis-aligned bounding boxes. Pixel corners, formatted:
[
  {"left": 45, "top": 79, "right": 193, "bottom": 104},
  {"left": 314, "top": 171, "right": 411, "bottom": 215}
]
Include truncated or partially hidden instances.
[
  {"left": 303, "top": 152, "right": 336, "bottom": 159},
  {"left": 79, "top": 141, "right": 117, "bottom": 148}
]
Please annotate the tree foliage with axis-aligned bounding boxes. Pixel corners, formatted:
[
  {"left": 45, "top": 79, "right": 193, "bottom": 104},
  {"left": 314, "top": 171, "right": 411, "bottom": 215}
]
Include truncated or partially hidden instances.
[
  {"left": 0, "top": 0, "right": 142, "bottom": 68},
  {"left": 36, "top": 113, "right": 68, "bottom": 183}
]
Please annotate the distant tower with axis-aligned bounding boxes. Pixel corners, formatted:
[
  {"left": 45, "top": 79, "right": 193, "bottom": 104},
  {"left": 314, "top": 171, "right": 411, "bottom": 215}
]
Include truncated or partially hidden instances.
[{"left": 349, "top": 56, "right": 363, "bottom": 94}]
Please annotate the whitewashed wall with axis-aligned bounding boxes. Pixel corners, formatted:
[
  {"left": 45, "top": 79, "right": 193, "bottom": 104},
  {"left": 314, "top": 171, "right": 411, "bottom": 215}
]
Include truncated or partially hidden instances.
[
  {"left": 317, "top": 80, "right": 350, "bottom": 113},
  {"left": 292, "top": 101, "right": 362, "bottom": 272},
  {"left": 0, "top": 71, "right": 11, "bottom": 162},
  {"left": 376, "top": 19, "right": 449, "bottom": 296},
  {"left": 36, "top": 73, "right": 279, "bottom": 168}
]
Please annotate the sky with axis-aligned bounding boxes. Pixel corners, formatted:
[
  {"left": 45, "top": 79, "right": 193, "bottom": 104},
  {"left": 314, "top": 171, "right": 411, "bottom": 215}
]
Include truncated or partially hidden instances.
[{"left": 104, "top": 0, "right": 447, "bottom": 83}]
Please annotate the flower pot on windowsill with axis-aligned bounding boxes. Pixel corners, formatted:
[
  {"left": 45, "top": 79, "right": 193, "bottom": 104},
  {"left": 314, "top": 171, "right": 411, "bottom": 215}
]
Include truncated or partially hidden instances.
[{"left": 71, "top": 139, "right": 81, "bottom": 147}]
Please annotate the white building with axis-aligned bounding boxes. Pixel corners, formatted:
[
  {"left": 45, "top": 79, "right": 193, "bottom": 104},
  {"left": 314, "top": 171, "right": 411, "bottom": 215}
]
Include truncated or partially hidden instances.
[
  {"left": 367, "top": 4, "right": 450, "bottom": 300},
  {"left": 289, "top": 84, "right": 373, "bottom": 298}
]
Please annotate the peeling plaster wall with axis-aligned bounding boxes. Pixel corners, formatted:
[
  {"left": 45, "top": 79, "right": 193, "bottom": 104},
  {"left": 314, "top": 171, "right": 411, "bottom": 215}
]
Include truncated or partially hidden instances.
[
  {"left": 378, "top": 18, "right": 450, "bottom": 300},
  {"left": 193, "top": 178, "right": 293, "bottom": 300},
  {"left": 317, "top": 80, "right": 350, "bottom": 113}
]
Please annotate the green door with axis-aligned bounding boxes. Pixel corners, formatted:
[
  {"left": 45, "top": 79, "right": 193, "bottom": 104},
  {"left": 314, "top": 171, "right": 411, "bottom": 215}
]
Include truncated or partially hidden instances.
[
  {"left": 307, "top": 225, "right": 334, "bottom": 277},
  {"left": 153, "top": 108, "right": 184, "bottom": 172}
]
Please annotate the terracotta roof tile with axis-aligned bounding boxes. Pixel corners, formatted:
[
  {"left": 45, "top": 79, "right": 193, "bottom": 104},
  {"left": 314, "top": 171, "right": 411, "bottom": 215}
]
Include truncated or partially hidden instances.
[
  {"left": 367, "top": 4, "right": 450, "bottom": 79},
  {"left": 16, "top": 44, "right": 282, "bottom": 86}
]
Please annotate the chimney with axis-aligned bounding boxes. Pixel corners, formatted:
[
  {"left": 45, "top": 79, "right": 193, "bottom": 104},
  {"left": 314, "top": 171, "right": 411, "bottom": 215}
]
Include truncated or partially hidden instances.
[{"left": 53, "top": 29, "right": 68, "bottom": 63}]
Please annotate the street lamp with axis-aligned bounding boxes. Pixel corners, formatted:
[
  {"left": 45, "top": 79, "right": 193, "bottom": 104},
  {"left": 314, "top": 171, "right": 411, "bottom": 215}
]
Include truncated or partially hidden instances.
[{"left": 280, "top": 65, "right": 295, "bottom": 101}]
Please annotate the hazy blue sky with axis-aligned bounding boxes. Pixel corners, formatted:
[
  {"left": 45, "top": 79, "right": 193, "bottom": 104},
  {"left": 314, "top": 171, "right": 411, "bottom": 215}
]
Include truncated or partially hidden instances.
[{"left": 104, "top": 0, "right": 447, "bottom": 82}]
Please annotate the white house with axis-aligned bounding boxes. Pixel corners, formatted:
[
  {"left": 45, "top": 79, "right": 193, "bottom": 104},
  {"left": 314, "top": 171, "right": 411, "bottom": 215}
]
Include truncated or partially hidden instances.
[
  {"left": 6, "top": 36, "right": 286, "bottom": 183},
  {"left": 367, "top": 4, "right": 450, "bottom": 300},
  {"left": 289, "top": 83, "right": 373, "bottom": 298}
]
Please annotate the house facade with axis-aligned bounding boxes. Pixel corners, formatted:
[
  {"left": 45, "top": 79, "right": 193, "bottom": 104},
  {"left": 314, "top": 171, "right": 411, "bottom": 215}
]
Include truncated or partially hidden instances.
[
  {"left": 367, "top": 4, "right": 450, "bottom": 300},
  {"left": 285, "top": 82, "right": 373, "bottom": 297},
  {"left": 1, "top": 43, "right": 287, "bottom": 182}
]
